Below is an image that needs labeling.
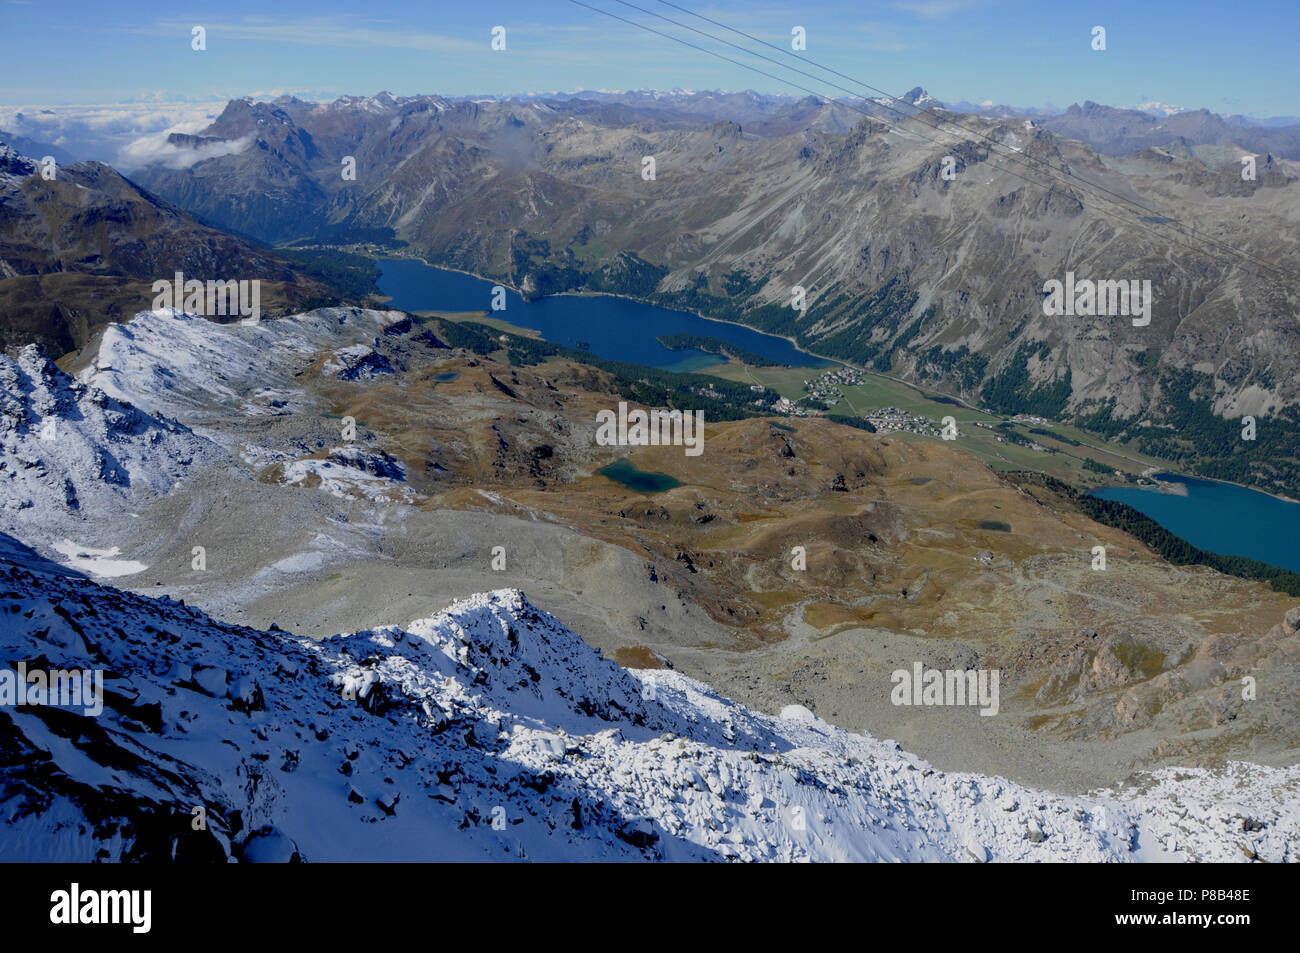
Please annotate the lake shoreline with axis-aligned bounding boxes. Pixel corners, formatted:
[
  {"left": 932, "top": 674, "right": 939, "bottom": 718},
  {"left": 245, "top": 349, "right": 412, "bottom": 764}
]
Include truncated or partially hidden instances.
[
  {"left": 1110, "top": 469, "right": 1300, "bottom": 507},
  {"left": 1092, "top": 474, "right": 1300, "bottom": 574},
  {"left": 379, "top": 252, "right": 838, "bottom": 371},
  {"left": 376, "top": 253, "right": 1300, "bottom": 509}
]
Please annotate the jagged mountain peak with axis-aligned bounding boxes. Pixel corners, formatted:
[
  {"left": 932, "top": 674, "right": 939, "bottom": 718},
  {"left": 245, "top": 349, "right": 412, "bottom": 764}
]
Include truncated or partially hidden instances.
[
  {"left": 900, "top": 86, "right": 940, "bottom": 107},
  {"left": 371, "top": 587, "right": 669, "bottom": 730}
]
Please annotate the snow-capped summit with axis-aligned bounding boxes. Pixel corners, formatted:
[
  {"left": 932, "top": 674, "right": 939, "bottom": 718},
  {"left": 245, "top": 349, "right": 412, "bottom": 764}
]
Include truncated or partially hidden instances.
[
  {"left": 899, "top": 86, "right": 943, "bottom": 109},
  {"left": 1134, "top": 101, "right": 1186, "bottom": 117},
  {"left": 325, "top": 92, "right": 404, "bottom": 114},
  {"left": 1, "top": 545, "right": 1295, "bottom": 863},
  {"left": 0, "top": 142, "right": 37, "bottom": 179},
  {"left": 83, "top": 306, "right": 409, "bottom": 428}
]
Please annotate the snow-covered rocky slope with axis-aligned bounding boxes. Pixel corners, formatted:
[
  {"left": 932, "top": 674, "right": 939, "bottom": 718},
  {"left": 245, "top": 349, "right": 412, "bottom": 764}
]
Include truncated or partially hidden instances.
[
  {"left": 82, "top": 306, "right": 413, "bottom": 434},
  {"left": 1, "top": 535, "right": 1295, "bottom": 862},
  {"left": 0, "top": 308, "right": 423, "bottom": 575},
  {"left": 0, "top": 344, "right": 220, "bottom": 538},
  {"left": 79, "top": 306, "right": 422, "bottom": 504}
]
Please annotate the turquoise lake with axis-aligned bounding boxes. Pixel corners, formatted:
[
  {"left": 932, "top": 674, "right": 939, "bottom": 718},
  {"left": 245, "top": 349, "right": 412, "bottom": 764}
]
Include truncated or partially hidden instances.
[
  {"left": 597, "top": 458, "right": 682, "bottom": 494},
  {"left": 1092, "top": 473, "right": 1300, "bottom": 573},
  {"left": 376, "top": 258, "right": 830, "bottom": 372}
]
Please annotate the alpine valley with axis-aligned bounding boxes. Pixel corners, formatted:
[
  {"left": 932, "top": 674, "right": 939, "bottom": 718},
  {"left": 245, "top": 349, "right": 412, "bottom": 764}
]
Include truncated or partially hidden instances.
[
  {"left": 1, "top": 86, "right": 1299, "bottom": 864},
  {"left": 129, "top": 89, "right": 1300, "bottom": 498}
]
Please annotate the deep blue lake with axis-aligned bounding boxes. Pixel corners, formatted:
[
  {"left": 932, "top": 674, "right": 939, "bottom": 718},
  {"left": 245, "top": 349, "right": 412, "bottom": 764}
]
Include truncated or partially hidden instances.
[
  {"left": 598, "top": 458, "right": 682, "bottom": 494},
  {"left": 376, "top": 258, "right": 830, "bottom": 372},
  {"left": 1092, "top": 472, "right": 1300, "bottom": 572}
]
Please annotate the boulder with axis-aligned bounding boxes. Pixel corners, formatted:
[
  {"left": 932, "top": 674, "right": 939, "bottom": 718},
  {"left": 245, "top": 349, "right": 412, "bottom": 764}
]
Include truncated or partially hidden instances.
[{"left": 239, "top": 826, "right": 303, "bottom": 862}]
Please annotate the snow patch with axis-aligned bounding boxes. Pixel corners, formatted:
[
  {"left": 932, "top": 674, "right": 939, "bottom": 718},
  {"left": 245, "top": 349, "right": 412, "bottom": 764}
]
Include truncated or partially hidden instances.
[{"left": 49, "top": 539, "right": 148, "bottom": 577}]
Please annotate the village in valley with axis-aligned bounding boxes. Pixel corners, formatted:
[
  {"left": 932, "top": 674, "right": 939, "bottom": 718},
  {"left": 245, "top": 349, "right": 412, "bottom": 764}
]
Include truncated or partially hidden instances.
[
  {"left": 798, "top": 366, "right": 945, "bottom": 436},
  {"left": 702, "top": 351, "right": 1155, "bottom": 490}
]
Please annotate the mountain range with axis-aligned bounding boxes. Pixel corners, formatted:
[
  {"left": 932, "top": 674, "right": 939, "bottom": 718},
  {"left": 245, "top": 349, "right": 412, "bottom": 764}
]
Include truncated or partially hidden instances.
[
  {"left": 4, "top": 300, "right": 1298, "bottom": 795},
  {"left": 124, "top": 90, "right": 1300, "bottom": 497}
]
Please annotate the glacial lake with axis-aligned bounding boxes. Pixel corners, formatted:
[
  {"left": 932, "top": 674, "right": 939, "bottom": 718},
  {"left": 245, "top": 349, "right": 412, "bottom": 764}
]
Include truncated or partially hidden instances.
[
  {"left": 376, "top": 258, "right": 831, "bottom": 372},
  {"left": 1091, "top": 473, "right": 1300, "bottom": 573},
  {"left": 598, "top": 458, "right": 682, "bottom": 494}
]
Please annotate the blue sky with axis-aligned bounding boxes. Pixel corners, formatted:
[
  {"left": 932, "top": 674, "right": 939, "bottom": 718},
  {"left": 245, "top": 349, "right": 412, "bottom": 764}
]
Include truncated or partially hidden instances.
[{"left": 2, "top": 0, "right": 1297, "bottom": 118}]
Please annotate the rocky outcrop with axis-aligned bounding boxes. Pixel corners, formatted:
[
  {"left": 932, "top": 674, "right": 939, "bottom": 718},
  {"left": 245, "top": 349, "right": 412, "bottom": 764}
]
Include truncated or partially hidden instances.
[{"left": 1026, "top": 607, "right": 1300, "bottom": 751}]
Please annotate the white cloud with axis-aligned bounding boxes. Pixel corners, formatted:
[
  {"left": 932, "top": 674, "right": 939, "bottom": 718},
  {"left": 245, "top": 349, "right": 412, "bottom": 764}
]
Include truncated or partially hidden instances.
[
  {"left": 117, "top": 131, "right": 254, "bottom": 171},
  {"left": 0, "top": 102, "right": 222, "bottom": 166},
  {"left": 1134, "top": 101, "right": 1186, "bottom": 117}
]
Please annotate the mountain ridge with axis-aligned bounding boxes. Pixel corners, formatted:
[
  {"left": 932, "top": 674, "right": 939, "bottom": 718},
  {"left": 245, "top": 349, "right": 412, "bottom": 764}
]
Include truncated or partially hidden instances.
[{"left": 3, "top": 542, "right": 1297, "bottom": 862}]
